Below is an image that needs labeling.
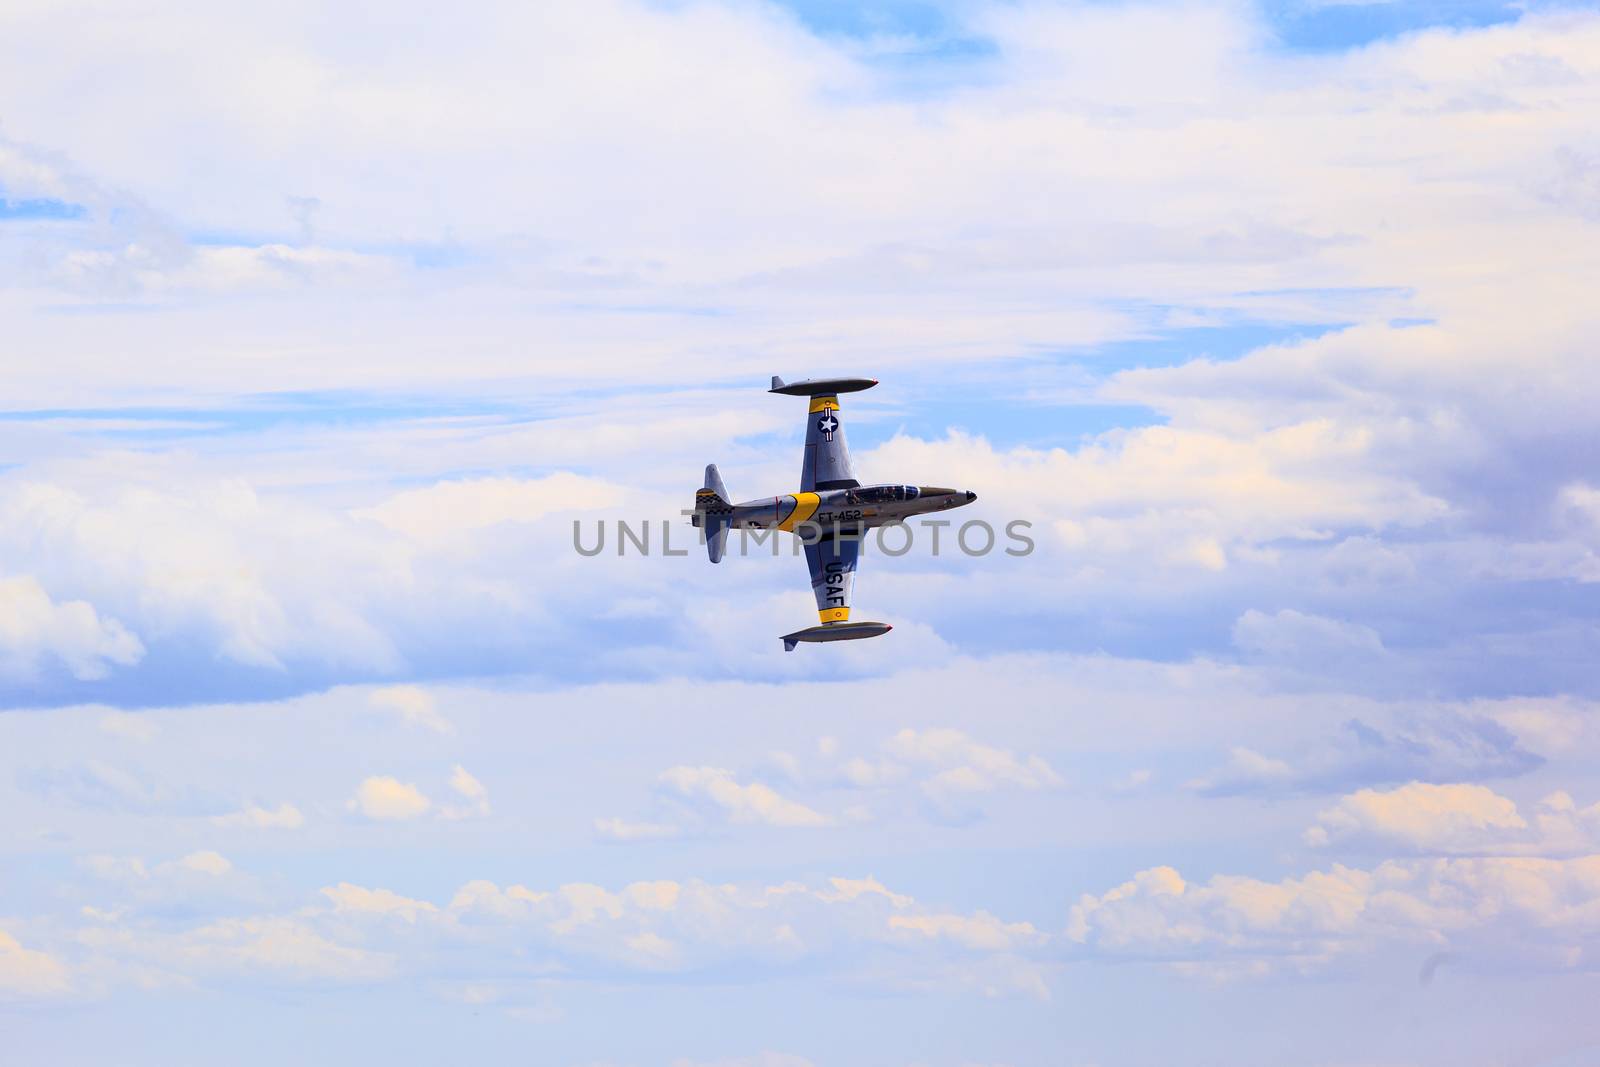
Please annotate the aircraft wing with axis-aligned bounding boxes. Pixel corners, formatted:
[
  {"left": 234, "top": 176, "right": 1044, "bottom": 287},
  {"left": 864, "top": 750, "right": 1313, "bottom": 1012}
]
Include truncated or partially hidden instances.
[
  {"left": 801, "top": 393, "right": 858, "bottom": 491},
  {"left": 804, "top": 533, "right": 860, "bottom": 624},
  {"left": 771, "top": 376, "right": 871, "bottom": 492}
]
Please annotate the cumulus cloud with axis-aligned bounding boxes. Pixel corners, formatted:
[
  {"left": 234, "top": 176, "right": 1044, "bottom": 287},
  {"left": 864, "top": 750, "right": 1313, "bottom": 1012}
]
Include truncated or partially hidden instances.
[
  {"left": 1232, "top": 609, "right": 1386, "bottom": 671},
  {"left": 0, "top": 476, "right": 407, "bottom": 681},
  {"left": 1484, "top": 696, "right": 1600, "bottom": 758},
  {"left": 594, "top": 817, "right": 681, "bottom": 842},
  {"left": 97, "top": 711, "right": 158, "bottom": 741},
  {"left": 47, "top": 846, "right": 1600, "bottom": 998},
  {"left": 1067, "top": 853, "right": 1600, "bottom": 975},
  {"left": 176, "top": 850, "right": 233, "bottom": 877},
  {"left": 657, "top": 767, "right": 830, "bottom": 828},
  {"left": 612, "top": 729, "right": 1062, "bottom": 838},
  {"left": 422, "top": 872, "right": 1046, "bottom": 992},
  {"left": 871, "top": 423, "right": 1448, "bottom": 576},
  {"left": 72, "top": 850, "right": 258, "bottom": 919},
  {"left": 1185, "top": 747, "right": 1295, "bottom": 793},
  {"left": 1187, "top": 714, "right": 1543, "bottom": 796},
  {"left": 356, "top": 474, "right": 625, "bottom": 544},
  {"left": 1307, "top": 782, "right": 1525, "bottom": 853},
  {"left": 818, "top": 876, "right": 914, "bottom": 909},
  {"left": 888, "top": 911, "right": 1046, "bottom": 953},
  {"left": 320, "top": 883, "right": 438, "bottom": 923},
  {"left": 1308, "top": 782, "right": 1600, "bottom": 856},
  {"left": 366, "top": 686, "right": 453, "bottom": 733},
  {"left": 210, "top": 802, "right": 305, "bottom": 830},
  {"left": 350, "top": 777, "right": 431, "bottom": 821},
  {"left": 0, "top": 929, "right": 71, "bottom": 997},
  {"left": 885, "top": 728, "right": 1063, "bottom": 796},
  {"left": 19, "top": 759, "right": 224, "bottom": 816},
  {"left": 834, "top": 756, "right": 909, "bottom": 790},
  {"left": 1115, "top": 768, "right": 1154, "bottom": 793},
  {"left": 80, "top": 916, "right": 399, "bottom": 983},
  {"left": 442, "top": 765, "right": 491, "bottom": 820},
  {"left": 0, "top": 455, "right": 749, "bottom": 704},
  {"left": 0, "top": 574, "right": 144, "bottom": 680}
]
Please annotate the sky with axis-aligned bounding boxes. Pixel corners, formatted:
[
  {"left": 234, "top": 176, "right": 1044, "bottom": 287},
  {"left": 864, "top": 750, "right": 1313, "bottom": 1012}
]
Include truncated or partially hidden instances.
[{"left": 3, "top": 0, "right": 1600, "bottom": 1063}]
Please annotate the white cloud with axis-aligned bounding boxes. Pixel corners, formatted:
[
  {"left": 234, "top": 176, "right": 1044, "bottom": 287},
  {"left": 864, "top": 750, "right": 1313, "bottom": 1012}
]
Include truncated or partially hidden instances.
[
  {"left": 594, "top": 817, "right": 681, "bottom": 842},
  {"left": 835, "top": 757, "right": 908, "bottom": 789},
  {"left": 320, "top": 883, "right": 438, "bottom": 923},
  {"left": 356, "top": 474, "right": 625, "bottom": 544},
  {"left": 1183, "top": 708, "right": 1541, "bottom": 796},
  {"left": 0, "top": 574, "right": 144, "bottom": 680},
  {"left": 0, "top": 929, "right": 71, "bottom": 997},
  {"left": 73, "top": 850, "right": 254, "bottom": 916},
  {"left": 434, "top": 872, "right": 1043, "bottom": 987},
  {"left": 20, "top": 759, "right": 193, "bottom": 815},
  {"left": 211, "top": 802, "right": 305, "bottom": 830},
  {"left": 1484, "top": 697, "right": 1597, "bottom": 757},
  {"left": 1308, "top": 783, "right": 1600, "bottom": 856},
  {"left": 817, "top": 876, "right": 913, "bottom": 909},
  {"left": 350, "top": 776, "right": 431, "bottom": 821},
  {"left": 884, "top": 728, "right": 1063, "bottom": 795},
  {"left": 1115, "top": 769, "right": 1154, "bottom": 792},
  {"left": 870, "top": 424, "right": 1448, "bottom": 575},
  {"left": 1232, "top": 609, "right": 1387, "bottom": 669},
  {"left": 1308, "top": 782, "right": 1524, "bottom": 852},
  {"left": 0, "top": 477, "right": 407, "bottom": 676},
  {"left": 657, "top": 766, "right": 831, "bottom": 828},
  {"left": 79, "top": 846, "right": 1600, "bottom": 996},
  {"left": 888, "top": 912, "right": 1046, "bottom": 953},
  {"left": 366, "top": 686, "right": 453, "bottom": 734},
  {"left": 1068, "top": 850, "right": 1600, "bottom": 974},
  {"left": 1186, "top": 746, "right": 1295, "bottom": 793},
  {"left": 156, "top": 916, "right": 396, "bottom": 982},
  {"left": 176, "top": 850, "right": 233, "bottom": 877},
  {"left": 97, "top": 711, "right": 158, "bottom": 741},
  {"left": 0, "top": 457, "right": 728, "bottom": 700},
  {"left": 442, "top": 764, "right": 491, "bottom": 820}
]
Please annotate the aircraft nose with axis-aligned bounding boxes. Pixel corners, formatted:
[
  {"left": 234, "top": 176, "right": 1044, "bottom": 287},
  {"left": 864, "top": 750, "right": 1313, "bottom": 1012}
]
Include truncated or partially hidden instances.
[{"left": 965, "top": 491, "right": 977, "bottom": 503}]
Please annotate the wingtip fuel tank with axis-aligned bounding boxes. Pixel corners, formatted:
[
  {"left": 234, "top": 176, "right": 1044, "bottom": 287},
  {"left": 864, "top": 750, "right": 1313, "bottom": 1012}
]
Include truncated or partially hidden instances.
[{"left": 780, "top": 621, "right": 892, "bottom": 652}]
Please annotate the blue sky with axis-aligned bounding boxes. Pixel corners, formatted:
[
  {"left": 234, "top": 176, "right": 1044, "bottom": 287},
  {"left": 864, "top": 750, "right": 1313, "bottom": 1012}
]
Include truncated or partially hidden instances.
[{"left": 4, "top": 2, "right": 1600, "bottom": 1064}]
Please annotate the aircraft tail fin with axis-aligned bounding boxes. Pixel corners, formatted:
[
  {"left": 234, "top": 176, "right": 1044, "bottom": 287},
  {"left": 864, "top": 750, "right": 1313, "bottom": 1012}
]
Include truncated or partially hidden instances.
[{"left": 694, "top": 463, "right": 733, "bottom": 563}]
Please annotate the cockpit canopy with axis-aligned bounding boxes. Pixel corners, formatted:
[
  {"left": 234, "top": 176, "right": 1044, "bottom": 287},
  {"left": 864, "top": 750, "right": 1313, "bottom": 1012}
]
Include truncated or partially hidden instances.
[{"left": 844, "top": 484, "right": 919, "bottom": 505}]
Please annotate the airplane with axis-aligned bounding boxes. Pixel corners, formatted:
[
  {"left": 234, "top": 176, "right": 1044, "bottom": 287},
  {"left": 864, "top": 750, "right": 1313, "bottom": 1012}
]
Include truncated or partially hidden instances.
[{"left": 692, "top": 375, "right": 977, "bottom": 651}]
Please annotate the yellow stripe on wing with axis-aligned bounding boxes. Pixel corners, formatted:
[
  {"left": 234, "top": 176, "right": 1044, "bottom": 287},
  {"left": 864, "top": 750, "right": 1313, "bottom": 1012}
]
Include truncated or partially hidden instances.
[
  {"left": 819, "top": 607, "right": 850, "bottom": 623},
  {"left": 808, "top": 395, "right": 840, "bottom": 413}
]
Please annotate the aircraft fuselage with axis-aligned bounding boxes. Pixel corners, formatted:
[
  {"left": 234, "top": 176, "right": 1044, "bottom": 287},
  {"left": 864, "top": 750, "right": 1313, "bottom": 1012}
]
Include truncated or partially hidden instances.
[{"left": 713, "top": 484, "right": 977, "bottom": 538}]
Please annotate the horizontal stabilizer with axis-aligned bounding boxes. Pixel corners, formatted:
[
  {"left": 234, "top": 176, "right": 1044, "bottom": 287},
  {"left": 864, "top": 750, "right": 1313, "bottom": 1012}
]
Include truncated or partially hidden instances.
[
  {"left": 780, "top": 620, "right": 891, "bottom": 652},
  {"left": 695, "top": 463, "right": 733, "bottom": 563},
  {"left": 703, "top": 463, "right": 728, "bottom": 504},
  {"left": 770, "top": 376, "right": 878, "bottom": 397}
]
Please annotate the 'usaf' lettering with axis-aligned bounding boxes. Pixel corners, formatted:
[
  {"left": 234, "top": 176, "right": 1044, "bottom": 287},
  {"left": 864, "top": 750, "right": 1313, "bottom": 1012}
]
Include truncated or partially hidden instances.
[{"left": 823, "top": 561, "right": 847, "bottom": 606}]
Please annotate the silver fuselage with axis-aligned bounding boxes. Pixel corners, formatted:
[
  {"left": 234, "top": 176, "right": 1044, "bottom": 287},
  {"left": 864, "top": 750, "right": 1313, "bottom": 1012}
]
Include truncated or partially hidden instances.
[{"left": 724, "top": 484, "right": 976, "bottom": 536}]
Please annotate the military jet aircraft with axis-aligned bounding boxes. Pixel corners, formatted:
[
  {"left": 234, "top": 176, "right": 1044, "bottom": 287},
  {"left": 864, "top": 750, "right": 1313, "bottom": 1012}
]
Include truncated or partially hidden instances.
[{"left": 692, "top": 376, "right": 977, "bottom": 650}]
